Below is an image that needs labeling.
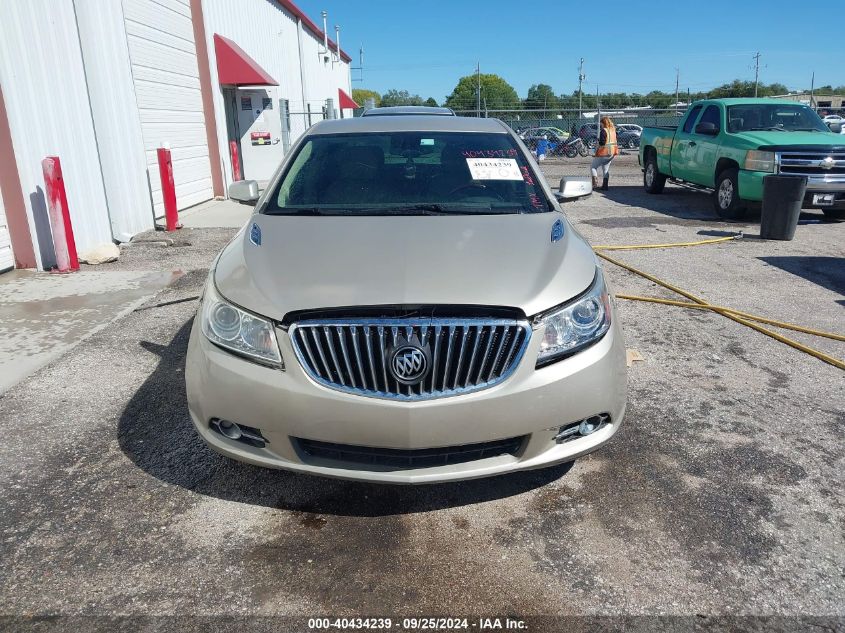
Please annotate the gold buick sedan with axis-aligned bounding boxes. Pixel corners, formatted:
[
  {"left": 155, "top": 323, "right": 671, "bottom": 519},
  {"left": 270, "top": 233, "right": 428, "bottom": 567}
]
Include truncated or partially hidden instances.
[{"left": 185, "top": 108, "right": 627, "bottom": 483}]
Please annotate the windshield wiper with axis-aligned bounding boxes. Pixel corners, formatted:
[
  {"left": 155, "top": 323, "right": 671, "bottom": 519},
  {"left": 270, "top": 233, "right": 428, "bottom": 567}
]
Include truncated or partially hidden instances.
[
  {"left": 792, "top": 128, "right": 823, "bottom": 132},
  {"left": 749, "top": 127, "right": 787, "bottom": 131},
  {"left": 264, "top": 206, "right": 326, "bottom": 215},
  {"left": 348, "top": 204, "right": 517, "bottom": 215}
]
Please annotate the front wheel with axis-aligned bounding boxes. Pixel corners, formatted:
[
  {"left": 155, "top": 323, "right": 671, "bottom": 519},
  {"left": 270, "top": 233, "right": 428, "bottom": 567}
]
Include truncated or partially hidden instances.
[
  {"left": 713, "top": 168, "right": 747, "bottom": 219},
  {"left": 578, "top": 143, "right": 589, "bottom": 157},
  {"left": 643, "top": 153, "right": 666, "bottom": 194},
  {"left": 564, "top": 145, "right": 578, "bottom": 158}
]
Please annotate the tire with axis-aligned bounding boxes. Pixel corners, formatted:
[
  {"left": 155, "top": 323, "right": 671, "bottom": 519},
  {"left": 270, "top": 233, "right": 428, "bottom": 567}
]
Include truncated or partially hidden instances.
[
  {"left": 643, "top": 152, "right": 666, "bottom": 194},
  {"left": 564, "top": 145, "right": 578, "bottom": 158},
  {"left": 821, "top": 207, "right": 845, "bottom": 220},
  {"left": 578, "top": 143, "right": 589, "bottom": 157},
  {"left": 713, "top": 168, "right": 746, "bottom": 219},
  {"left": 627, "top": 137, "right": 638, "bottom": 149}
]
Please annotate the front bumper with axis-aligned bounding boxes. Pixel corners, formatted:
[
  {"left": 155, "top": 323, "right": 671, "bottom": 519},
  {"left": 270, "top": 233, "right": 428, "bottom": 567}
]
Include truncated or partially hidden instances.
[
  {"left": 185, "top": 311, "right": 627, "bottom": 484},
  {"left": 739, "top": 170, "right": 845, "bottom": 207}
]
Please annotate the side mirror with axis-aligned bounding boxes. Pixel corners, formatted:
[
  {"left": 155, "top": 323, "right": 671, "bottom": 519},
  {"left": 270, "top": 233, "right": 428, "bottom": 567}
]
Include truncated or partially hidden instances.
[
  {"left": 694, "top": 122, "right": 719, "bottom": 136},
  {"left": 556, "top": 176, "right": 592, "bottom": 202},
  {"left": 228, "top": 180, "right": 260, "bottom": 205}
]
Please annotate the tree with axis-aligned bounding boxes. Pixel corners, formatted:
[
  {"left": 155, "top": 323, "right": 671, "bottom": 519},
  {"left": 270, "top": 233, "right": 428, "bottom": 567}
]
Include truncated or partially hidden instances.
[
  {"left": 705, "top": 80, "right": 790, "bottom": 98},
  {"left": 352, "top": 88, "right": 381, "bottom": 107},
  {"left": 424, "top": 97, "right": 439, "bottom": 107},
  {"left": 524, "top": 84, "right": 559, "bottom": 110},
  {"left": 444, "top": 74, "right": 520, "bottom": 112},
  {"left": 380, "top": 89, "right": 424, "bottom": 106}
]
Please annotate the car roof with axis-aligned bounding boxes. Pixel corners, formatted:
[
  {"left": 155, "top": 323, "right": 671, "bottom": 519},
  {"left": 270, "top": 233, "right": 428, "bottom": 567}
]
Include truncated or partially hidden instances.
[
  {"left": 361, "top": 106, "right": 456, "bottom": 117},
  {"left": 693, "top": 98, "right": 817, "bottom": 106},
  {"left": 308, "top": 115, "right": 510, "bottom": 135}
]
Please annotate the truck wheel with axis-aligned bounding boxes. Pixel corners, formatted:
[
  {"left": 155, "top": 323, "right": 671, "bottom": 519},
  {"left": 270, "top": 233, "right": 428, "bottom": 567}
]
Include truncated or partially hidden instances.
[
  {"left": 714, "top": 169, "right": 746, "bottom": 219},
  {"left": 643, "top": 153, "right": 666, "bottom": 194}
]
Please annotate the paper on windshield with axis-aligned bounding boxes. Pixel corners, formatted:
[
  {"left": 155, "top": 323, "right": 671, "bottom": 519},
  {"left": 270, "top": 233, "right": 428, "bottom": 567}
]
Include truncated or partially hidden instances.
[{"left": 465, "top": 158, "right": 524, "bottom": 181}]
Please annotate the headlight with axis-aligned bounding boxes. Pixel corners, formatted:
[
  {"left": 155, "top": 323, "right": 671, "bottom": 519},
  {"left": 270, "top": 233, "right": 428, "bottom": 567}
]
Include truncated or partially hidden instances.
[
  {"left": 535, "top": 271, "right": 611, "bottom": 367},
  {"left": 200, "top": 282, "right": 283, "bottom": 367},
  {"left": 744, "top": 150, "right": 775, "bottom": 172}
]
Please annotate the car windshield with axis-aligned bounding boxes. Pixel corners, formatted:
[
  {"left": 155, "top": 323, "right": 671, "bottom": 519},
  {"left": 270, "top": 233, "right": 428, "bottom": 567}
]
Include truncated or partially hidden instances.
[
  {"left": 264, "top": 131, "right": 551, "bottom": 215},
  {"left": 726, "top": 104, "right": 829, "bottom": 133}
]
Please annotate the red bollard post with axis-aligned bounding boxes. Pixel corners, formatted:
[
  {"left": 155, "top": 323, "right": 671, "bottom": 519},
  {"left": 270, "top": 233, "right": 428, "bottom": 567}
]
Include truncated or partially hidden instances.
[
  {"left": 41, "top": 156, "right": 79, "bottom": 273},
  {"left": 229, "top": 140, "right": 242, "bottom": 181},
  {"left": 156, "top": 145, "right": 181, "bottom": 231}
]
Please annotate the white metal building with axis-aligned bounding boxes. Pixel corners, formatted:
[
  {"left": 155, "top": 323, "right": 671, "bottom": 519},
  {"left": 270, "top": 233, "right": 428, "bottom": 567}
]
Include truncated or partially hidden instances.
[{"left": 0, "top": 0, "right": 354, "bottom": 272}]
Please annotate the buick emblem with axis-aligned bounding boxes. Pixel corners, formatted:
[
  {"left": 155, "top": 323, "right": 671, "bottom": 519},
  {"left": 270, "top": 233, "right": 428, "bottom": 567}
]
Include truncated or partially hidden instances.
[
  {"left": 820, "top": 156, "right": 835, "bottom": 170},
  {"left": 390, "top": 345, "right": 428, "bottom": 385}
]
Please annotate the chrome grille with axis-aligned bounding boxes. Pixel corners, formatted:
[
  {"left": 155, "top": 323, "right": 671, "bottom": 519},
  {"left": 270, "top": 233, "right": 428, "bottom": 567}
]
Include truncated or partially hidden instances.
[
  {"left": 288, "top": 318, "right": 532, "bottom": 401},
  {"left": 777, "top": 151, "right": 845, "bottom": 176}
]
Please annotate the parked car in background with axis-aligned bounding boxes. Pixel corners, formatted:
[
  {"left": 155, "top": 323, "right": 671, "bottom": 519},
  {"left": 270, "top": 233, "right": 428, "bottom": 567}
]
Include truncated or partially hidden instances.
[
  {"left": 519, "top": 126, "right": 570, "bottom": 141},
  {"left": 616, "top": 123, "right": 643, "bottom": 136},
  {"left": 187, "top": 114, "right": 626, "bottom": 484},
  {"left": 537, "top": 126, "right": 570, "bottom": 139},
  {"left": 822, "top": 114, "right": 844, "bottom": 133},
  {"left": 578, "top": 123, "right": 640, "bottom": 150},
  {"left": 639, "top": 98, "right": 845, "bottom": 219}
]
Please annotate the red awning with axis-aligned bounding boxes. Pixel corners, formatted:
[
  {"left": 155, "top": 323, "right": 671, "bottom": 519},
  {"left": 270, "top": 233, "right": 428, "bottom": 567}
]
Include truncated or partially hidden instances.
[
  {"left": 338, "top": 88, "right": 359, "bottom": 110},
  {"left": 213, "top": 34, "right": 277, "bottom": 86}
]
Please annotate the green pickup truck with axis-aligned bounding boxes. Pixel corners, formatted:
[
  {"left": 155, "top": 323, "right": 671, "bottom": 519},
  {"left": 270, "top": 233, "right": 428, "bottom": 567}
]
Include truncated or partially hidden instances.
[{"left": 638, "top": 98, "right": 845, "bottom": 219}]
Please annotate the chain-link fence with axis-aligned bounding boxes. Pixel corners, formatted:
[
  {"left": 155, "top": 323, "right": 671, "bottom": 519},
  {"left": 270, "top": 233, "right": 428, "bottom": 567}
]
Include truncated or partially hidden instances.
[{"left": 285, "top": 101, "right": 329, "bottom": 150}]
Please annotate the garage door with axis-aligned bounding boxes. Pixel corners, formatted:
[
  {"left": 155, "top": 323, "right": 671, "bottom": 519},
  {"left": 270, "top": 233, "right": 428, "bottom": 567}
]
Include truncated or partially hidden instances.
[
  {"left": 123, "top": 0, "right": 213, "bottom": 216},
  {"left": 0, "top": 185, "right": 13, "bottom": 273}
]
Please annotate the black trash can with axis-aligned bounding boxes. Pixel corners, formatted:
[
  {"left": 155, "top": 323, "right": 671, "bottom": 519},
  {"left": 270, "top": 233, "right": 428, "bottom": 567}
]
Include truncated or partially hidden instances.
[{"left": 760, "top": 174, "right": 807, "bottom": 240}]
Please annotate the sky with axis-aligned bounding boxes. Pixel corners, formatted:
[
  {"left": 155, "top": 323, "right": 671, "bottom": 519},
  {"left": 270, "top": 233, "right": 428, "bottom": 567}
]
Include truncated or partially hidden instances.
[{"left": 297, "top": 0, "right": 841, "bottom": 102}]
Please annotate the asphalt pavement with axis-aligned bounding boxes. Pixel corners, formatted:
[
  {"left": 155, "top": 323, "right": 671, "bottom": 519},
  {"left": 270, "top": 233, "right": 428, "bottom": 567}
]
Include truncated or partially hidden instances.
[{"left": 0, "top": 153, "right": 842, "bottom": 632}]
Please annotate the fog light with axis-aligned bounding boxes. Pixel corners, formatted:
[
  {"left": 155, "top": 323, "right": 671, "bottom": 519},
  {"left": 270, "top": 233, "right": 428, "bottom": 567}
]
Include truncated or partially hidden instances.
[
  {"left": 217, "top": 419, "right": 242, "bottom": 440},
  {"left": 554, "top": 413, "right": 611, "bottom": 443},
  {"left": 209, "top": 418, "right": 267, "bottom": 448},
  {"left": 578, "top": 417, "right": 601, "bottom": 435}
]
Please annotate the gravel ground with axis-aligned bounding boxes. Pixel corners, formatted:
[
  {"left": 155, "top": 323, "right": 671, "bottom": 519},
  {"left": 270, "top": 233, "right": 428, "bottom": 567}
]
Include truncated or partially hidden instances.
[{"left": 0, "top": 154, "right": 843, "bottom": 632}]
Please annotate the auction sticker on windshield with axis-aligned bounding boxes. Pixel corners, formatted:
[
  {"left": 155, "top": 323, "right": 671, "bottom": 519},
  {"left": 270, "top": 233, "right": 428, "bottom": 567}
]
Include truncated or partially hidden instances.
[{"left": 466, "top": 158, "right": 523, "bottom": 181}]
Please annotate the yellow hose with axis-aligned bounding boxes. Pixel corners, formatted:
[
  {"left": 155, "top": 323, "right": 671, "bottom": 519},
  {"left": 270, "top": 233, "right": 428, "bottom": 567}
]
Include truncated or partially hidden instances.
[
  {"left": 593, "top": 235, "right": 741, "bottom": 251},
  {"left": 615, "top": 294, "right": 845, "bottom": 343},
  {"left": 595, "top": 250, "right": 845, "bottom": 371}
]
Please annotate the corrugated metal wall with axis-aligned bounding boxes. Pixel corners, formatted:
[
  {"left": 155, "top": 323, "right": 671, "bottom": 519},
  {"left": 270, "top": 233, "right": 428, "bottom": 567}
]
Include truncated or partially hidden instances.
[
  {"left": 0, "top": 0, "right": 114, "bottom": 268},
  {"left": 123, "top": 0, "right": 214, "bottom": 215},
  {"left": 202, "top": 0, "right": 351, "bottom": 188},
  {"left": 74, "top": 0, "right": 154, "bottom": 242}
]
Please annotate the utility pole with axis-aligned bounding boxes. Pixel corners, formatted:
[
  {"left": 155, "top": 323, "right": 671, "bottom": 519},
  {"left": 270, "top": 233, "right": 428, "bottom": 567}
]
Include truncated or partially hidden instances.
[
  {"left": 674, "top": 67, "right": 680, "bottom": 113},
  {"left": 810, "top": 71, "right": 815, "bottom": 109},
  {"left": 752, "top": 52, "right": 761, "bottom": 97},
  {"left": 578, "top": 57, "right": 585, "bottom": 121},
  {"left": 476, "top": 61, "right": 481, "bottom": 118}
]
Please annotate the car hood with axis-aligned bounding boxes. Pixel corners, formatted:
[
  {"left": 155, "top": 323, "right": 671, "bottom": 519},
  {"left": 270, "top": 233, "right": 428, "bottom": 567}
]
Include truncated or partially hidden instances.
[
  {"left": 734, "top": 130, "right": 844, "bottom": 147},
  {"left": 214, "top": 212, "right": 597, "bottom": 321}
]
